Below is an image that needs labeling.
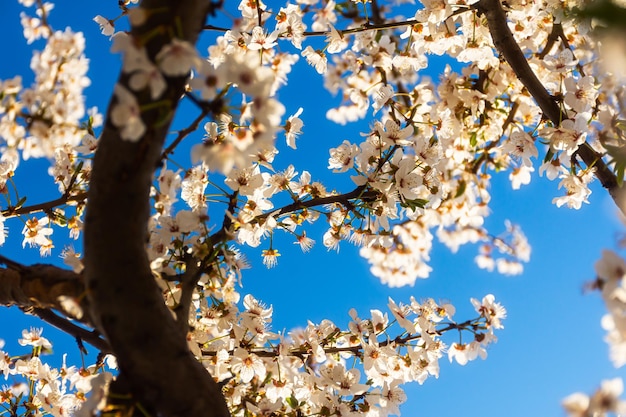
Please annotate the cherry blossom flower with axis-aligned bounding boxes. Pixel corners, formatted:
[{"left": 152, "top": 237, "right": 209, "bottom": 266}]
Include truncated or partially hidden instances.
[
  {"left": 302, "top": 46, "right": 327, "bottom": 74},
  {"left": 22, "top": 216, "right": 53, "bottom": 255},
  {"left": 395, "top": 157, "right": 423, "bottom": 201},
  {"left": 563, "top": 378, "right": 626, "bottom": 417},
  {"left": 285, "top": 107, "right": 303, "bottom": 149},
  {"left": 540, "top": 114, "right": 589, "bottom": 156},
  {"left": 275, "top": 4, "right": 306, "bottom": 49},
  {"left": 502, "top": 130, "right": 538, "bottom": 167},
  {"left": 328, "top": 140, "right": 359, "bottom": 173},
  {"left": 190, "top": 61, "right": 223, "bottom": 101},
  {"left": 247, "top": 26, "right": 278, "bottom": 51},
  {"left": 509, "top": 165, "right": 534, "bottom": 190},
  {"left": 377, "top": 120, "right": 414, "bottom": 146},
  {"left": 448, "top": 343, "right": 471, "bottom": 365},
  {"left": 564, "top": 76, "right": 598, "bottom": 113},
  {"left": 156, "top": 38, "right": 199, "bottom": 76},
  {"left": 110, "top": 84, "right": 145, "bottom": 142},
  {"left": 93, "top": 15, "right": 115, "bottom": 36},
  {"left": 543, "top": 48, "right": 578, "bottom": 72},
  {"left": 60, "top": 245, "right": 83, "bottom": 273},
  {"left": 18, "top": 328, "right": 52, "bottom": 350},
  {"left": 261, "top": 248, "right": 280, "bottom": 268},
  {"left": 231, "top": 348, "right": 267, "bottom": 383},
  {"left": 372, "top": 84, "right": 394, "bottom": 115},
  {"left": 471, "top": 294, "right": 507, "bottom": 329},
  {"left": 552, "top": 170, "right": 594, "bottom": 210},
  {"left": 326, "top": 25, "right": 348, "bottom": 54}
]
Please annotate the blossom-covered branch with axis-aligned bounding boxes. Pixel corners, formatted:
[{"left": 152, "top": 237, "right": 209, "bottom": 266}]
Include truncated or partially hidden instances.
[{"left": 476, "top": 0, "right": 624, "bottom": 213}]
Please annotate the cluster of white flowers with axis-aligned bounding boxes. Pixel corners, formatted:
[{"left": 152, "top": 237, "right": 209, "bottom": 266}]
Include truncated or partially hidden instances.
[
  {"left": 0, "top": 1, "right": 97, "bottom": 257},
  {"left": 4, "top": 0, "right": 621, "bottom": 279},
  {"left": 561, "top": 248, "right": 626, "bottom": 415},
  {"left": 2, "top": 0, "right": 626, "bottom": 414},
  {"left": 173, "top": 278, "right": 506, "bottom": 417},
  {"left": 593, "top": 250, "right": 626, "bottom": 368},
  {"left": 563, "top": 377, "right": 626, "bottom": 417},
  {"left": 0, "top": 329, "right": 115, "bottom": 417},
  {"left": 0, "top": 293, "right": 506, "bottom": 417}
]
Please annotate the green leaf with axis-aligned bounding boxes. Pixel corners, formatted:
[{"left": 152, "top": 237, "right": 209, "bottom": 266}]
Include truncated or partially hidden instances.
[
  {"left": 604, "top": 143, "right": 626, "bottom": 186},
  {"left": 543, "top": 149, "right": 554, "bottom": 164},
  {"left": 455, "top": 180, "right": 467, "bottom": 198},
  {"left": 15, "top": 196, "right": 27, "bottom": 209},
  {"left": 286, "top": 395, "right": 299, "bottom": 409},
  {"left": 400, "top": 198, "right": 429, "bottom": 210}
]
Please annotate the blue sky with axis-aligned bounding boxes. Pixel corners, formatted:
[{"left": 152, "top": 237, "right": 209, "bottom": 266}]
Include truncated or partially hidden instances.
[{"left": 0, "top": 1, "right": 625, "bottom": 416}]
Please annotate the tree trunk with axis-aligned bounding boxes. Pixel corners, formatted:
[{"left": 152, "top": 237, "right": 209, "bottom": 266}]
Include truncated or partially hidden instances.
[{"left": 83, "top": 1, "right": 230, "bottom": 416}]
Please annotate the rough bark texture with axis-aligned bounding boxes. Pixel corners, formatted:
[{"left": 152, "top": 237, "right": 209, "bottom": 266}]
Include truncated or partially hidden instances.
[
  {"left": 476, "top": 0, "right": 626, "bottom": 215},
  {"left": 0, "top": 263, "right": 85, "bottom": 317},
  {"left": 83, "top": 1, "right": 230, "bottom": 416}
]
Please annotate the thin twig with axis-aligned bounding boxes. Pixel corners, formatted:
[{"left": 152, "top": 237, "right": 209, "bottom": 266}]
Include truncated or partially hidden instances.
[
  {"left": 2, "top": 191, "right": 87, "bottom": 219},
  {"left": 160, "top": 107, "right": 211, "bottom": 161},
  {"left": 29, "top": 308, "right": 111, "bottom": 353}
]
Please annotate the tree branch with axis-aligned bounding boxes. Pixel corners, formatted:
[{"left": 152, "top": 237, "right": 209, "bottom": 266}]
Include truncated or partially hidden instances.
[
  {"left": 0, "top": 255, "right": 93, "bottom": 325},
  {"left": 476, "top": 0, "right": 626, "bottom": 214},
  {"left": 83, "top": 1, "right": 229, "bottom": 416},
  {"left": 29, "top": 308, "right": 110, "bottom": 353},
  {"left": 1, "top": 191, "right": 87, "bottom": 219},
  {"left": 208, "top": 185, "right": 377, "bottom": 245}
]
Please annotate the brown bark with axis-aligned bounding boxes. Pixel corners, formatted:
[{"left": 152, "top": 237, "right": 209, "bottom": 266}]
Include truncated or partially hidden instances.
[
  {"left": 476, "top": 0, "right": 626, "bottom": 215},
  {"left": 0, "top": 261, "right": 86, "bottom": 318},
  {"left": 83, "top": 1, "right": 230, "bottom": 416}
]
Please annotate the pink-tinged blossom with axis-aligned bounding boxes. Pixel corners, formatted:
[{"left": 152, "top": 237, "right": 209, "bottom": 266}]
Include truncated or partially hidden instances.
[
  {"left": 448, "top": 342, "right": 484, "bottom": 365},
  {"left": 328, "top": 140, "right": 359, "bottom": 173},
  {"left": 110, "top": 84, "right": 145, "bottom": 142},
  {"left": 503, "top": 131, "right": 538, "bottom": 167},
  {"left": 130, "top": 63, "right": 167, "bottom": 100},
  {"left": 311, "top": 0, "right": 337, "bottom": 31},
  {"left": 190, "top": 61, "right": 223, "bottom": 101},
  {"left": 61, "top": 246, "right": 84, "bottom": 273},
  {"left": 540, "top": 113, "right": 589, "bottom": 156},
  {"left": 552, "top": 170, "right": 594, "bottom": 210},
  {"left": 20, "top": 12, "right": 50, "bottom": 44},
  {"left": 595, "top": 250, "right": 626, "bottom": 367},
  {"left": 320, "top": 363, "right": 369, "bottom": 396},
  {"left": 247, "top": 26, "right": 278, "bottom": 51},
  {"left": 224, "top": 52, "right": 275, "bottom": 97},
  {"left": 539, "top": 155, "right": 568, "bottom": 180},
  {"left": 156, "top": 38, "right": 199, "bottom": 76},
  {"left": 388, "top": 297, "right": 417, "bottom": 333},
  {"left": 261, "top": 248, "right": 280, "bottom": 268},
  {"left": 376, "top": 120, "right": 414, "bottom": 146},
  {"left": 395, "top": 157, "right": 423, "bottom": 201},
  {"left": 471, "top": 294, "right": 507, "bottom": 329},
  {"left": 564, "top": 76, "right": 598, "bottom": 113},
  {"left": 543, "top": 48, "right": 578, "bottom": 72},
  {"left": 275, "top": 4, "right": 306, "bottom": 49}
]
